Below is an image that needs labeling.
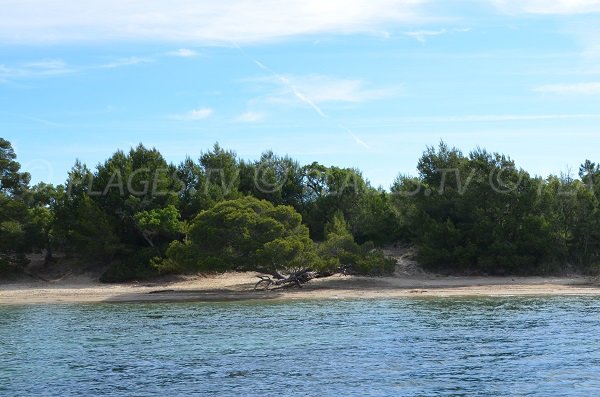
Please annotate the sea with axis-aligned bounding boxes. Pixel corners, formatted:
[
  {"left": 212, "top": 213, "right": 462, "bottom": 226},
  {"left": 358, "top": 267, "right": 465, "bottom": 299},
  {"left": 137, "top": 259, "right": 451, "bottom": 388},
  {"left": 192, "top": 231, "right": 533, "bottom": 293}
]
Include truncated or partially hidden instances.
[{"left": 2, "top": 297, "right": 600, "bottom": 396}]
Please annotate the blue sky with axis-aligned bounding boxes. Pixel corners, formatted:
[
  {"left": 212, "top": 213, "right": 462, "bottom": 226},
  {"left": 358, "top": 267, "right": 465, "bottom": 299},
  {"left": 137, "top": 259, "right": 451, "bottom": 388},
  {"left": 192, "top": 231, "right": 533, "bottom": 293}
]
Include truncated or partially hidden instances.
[{"left": 1, "top": 0, "right": 600, "bottom": 188}]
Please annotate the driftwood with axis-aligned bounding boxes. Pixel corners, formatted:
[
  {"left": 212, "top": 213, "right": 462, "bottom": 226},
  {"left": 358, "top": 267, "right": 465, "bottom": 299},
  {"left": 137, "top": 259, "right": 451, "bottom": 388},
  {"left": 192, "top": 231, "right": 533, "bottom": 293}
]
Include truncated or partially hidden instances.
[
  {"left": 254, "top": 264, "right": 352, "bottom": 290},
  {"left": 254, "top": 268, "right": 314, "bottom": 290}
]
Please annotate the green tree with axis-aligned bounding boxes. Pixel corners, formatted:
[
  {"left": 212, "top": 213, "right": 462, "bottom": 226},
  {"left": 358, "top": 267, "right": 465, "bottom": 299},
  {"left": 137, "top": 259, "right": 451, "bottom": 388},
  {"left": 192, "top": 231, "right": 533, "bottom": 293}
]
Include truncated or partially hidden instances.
[
  {"left": 0, "top": 138, "right": 31, "bottom": 197},
  {"left": 353, "top": 188, "right": 399, "bottom": 245},
  {"left": 176, "top": 156, "right": 204, "bottom": 220},
  {"left": 198, "top": 143, "right": 241, "bottom": 206},
  {"left": 63, "top": 194, "right": 119, "bottom": 263},
  {"left": 92, "top": 144, "right": 179, "bottom": 216},
  {"left": 134, "top": 205, "right": 186, "bottom": 247},
  {"left": 165, "top": 196, "right": 316, "bottom": 273},
  {"left": 393, "top": 142, "right": 563, "bottom": 275},
  {"left": 319, "top": 211, "right": 396, "bottom": 275},
  {"left": 26, "top": 183, "right": 65, "bottom": 265},
  {"left": 0, "top": 195, "right": 30, "bottom": 274},
  {"left": 0, "top": 138, "right": 32, "bottom": 274},
  {"left": 301, "top": 162, "right": 369, "bottom": 240},
  {"left": 239, "top": 151, "right": 305, "bottom": 209}
]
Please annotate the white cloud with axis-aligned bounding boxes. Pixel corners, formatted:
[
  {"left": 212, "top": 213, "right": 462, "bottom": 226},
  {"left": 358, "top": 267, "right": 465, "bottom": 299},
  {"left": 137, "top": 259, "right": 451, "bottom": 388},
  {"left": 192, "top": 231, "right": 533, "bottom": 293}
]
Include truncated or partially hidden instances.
[
  {"left": 24, "top": 59, "right": 68, "bottom": 70},
  {"left": 561, "top": 23, "right": 600, "bottom": 61},
  {"left": 389, "top": 113, "right": 600, "bottom": 123},
  {"left": 234, "top": 111, "right": 266, "bottom": 122},
  {"left": 2, "top": 1, "right": 598, "bottom": 47},
  {"left": 168, "top": 48, "right": 199, "bottom": 57},
  {"left": 0, "top": 59, "right": 72, "bottom": 79},
  {"left": 0, "top": 0, "right": 430, "bottom": 44},
  {"left": 492, "top": 0, "right": 600, "bottom": 15},
  {"left": 257, "top": 74, "right": 399, "bottom": 106},
  {"left": 170, "top": 107, "right": 214, "bottom": 120},
  {"left": 404, "top": 29, "right": 447, "bottom": 42},
  {"left": 250, "top": 60, "right": 375, "bottom": 150},
  {"left": 534, "top": 82, "right": 600, "bottom": 94},
  {"left": 0, "top": 56, "right": 154, "bottom": 83},
  {"left": 99, "top": 56, "right": 153, "bottom": 69},
  {"left": 404, "top": 27, "right": 471, "bottom": 43}
]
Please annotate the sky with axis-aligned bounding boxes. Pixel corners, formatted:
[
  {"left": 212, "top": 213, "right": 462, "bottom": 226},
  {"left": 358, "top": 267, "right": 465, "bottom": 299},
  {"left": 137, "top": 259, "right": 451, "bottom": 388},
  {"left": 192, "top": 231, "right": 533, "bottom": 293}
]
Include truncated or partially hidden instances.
[{"left": 1, "top": 0, "right": 600, "bottom": 189}]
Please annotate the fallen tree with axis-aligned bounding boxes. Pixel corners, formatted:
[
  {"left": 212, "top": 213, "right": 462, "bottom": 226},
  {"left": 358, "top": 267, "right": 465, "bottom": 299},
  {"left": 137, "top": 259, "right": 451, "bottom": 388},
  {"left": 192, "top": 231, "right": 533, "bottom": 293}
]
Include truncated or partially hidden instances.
[
  {"left": 254, "top": 268, "right": 314, "bottom": 290},
  {"left": 253, "top": 265, "right": 351, "bottom": 290}
]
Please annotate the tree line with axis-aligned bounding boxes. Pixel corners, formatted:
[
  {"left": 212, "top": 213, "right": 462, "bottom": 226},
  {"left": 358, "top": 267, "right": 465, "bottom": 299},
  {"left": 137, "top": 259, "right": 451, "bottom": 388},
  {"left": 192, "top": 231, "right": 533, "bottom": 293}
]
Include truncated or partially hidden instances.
[{"left": 1, "top": 137, "right": 599, "bottom": 281}]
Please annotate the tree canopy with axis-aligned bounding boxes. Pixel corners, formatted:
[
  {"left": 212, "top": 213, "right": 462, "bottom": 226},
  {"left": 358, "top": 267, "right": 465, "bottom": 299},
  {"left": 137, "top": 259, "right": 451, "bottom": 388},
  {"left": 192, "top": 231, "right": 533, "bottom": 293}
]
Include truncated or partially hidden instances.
[
  {"left": 162, "top": 196, "right": 318, "bottom": 274},
  {"left": 2, "top": 136, "right": 600, "bottom": 281}
]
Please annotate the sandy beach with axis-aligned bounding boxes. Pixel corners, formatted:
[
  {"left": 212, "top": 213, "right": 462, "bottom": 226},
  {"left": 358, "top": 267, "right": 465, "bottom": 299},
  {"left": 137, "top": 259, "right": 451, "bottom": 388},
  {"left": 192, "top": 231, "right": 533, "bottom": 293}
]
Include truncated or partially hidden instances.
[{"left": 1, "top": 272, "right": 600, "bottom": 305}]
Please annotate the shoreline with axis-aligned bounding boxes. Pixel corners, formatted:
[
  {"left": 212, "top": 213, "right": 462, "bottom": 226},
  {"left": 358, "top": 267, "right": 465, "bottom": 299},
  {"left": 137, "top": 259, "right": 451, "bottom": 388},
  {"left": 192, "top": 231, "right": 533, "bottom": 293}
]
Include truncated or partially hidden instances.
[{"left": 2, "top": 273, "right": 600, "bottom": 305}]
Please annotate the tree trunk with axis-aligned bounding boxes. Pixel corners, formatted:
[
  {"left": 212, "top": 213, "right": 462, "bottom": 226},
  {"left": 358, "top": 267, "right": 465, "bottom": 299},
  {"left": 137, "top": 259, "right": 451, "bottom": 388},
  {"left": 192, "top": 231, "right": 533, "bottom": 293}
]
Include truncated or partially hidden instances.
[{"left": 43, "top": 234, "right": 54, "bottom": 267}]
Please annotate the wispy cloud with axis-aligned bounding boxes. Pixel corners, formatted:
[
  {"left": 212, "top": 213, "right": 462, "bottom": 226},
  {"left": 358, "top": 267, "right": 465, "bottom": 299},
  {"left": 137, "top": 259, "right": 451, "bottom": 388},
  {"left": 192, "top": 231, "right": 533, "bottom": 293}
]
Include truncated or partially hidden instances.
[
  {"left": 534, "top": 82, "right": 600, "bottom": 95},
  {"left": 404, "top": 27, "right": 471, "bottom": 43},
  {"left": 99, "top": 56, "right": 153, "bottom": 69},
  {"left": 167, "top": 48, "right": 199, "bottom": 57},
  {"left": 170, "top": 107, "right": 214, "bottom": 120},
  {"left": 234, "top": 111, "right": 266, "bottom": 123},
  {"left": 0, "top": 59, "right": 72, "bottom": 80},
  {"left": 255, "top": 74, "right": 399, "bottom": 106},
  {"left": 0, "top": 0, "right": 431, "bottom": 45},
  {"left": 405, "top": 29, "right": 447, "bottom": 42},
  {"left": 337, "top": 122, "right": 371, "bottom": 150},
  {"left": 253, "top": 61, "right": 329, "bottom": 117},
  {"left": 492, "top": 0, "right": 600, "bottom": 15},
  {"left": 249, "top": 58, "right": 373, "bottom": 150},
  {"left": 2, "top": 1, "right": 598, "bottom": 46},
  {"left": 384, "top": 114, "right": 600, "bottom": 123},
  {"left": 0, "top": 55, "right": 154, "bottom": 83},
  {"left": 24, "top": 59, "right": 68, "bottom": 70},
  {"left": 348, "top": 130, "right": 371, "bottom": 149},
  {"left": 558, "top": 22, "right": 600, "bottom": 62},
  {"left": 6, "top": 113, "right": 66, "bottom": 127}
]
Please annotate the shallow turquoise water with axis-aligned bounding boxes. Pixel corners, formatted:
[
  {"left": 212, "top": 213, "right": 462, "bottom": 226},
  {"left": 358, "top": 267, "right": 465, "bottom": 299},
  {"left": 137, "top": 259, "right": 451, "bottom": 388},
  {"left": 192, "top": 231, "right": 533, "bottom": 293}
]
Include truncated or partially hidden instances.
[{"left": 2, "top": 297, "right": 600, "bottom": 396}]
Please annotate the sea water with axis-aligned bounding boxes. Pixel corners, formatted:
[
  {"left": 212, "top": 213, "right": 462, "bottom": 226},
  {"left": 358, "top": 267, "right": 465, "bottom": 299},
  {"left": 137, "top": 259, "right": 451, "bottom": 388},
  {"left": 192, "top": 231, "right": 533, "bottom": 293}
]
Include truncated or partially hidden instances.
[{"left": 2, "top": 297, "right": 600, "bottom": 396}]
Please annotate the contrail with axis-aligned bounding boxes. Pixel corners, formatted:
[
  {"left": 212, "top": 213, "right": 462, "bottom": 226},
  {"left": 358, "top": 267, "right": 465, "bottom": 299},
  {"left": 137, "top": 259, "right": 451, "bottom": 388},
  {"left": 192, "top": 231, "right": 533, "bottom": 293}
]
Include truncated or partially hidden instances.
[
  {"left": 254, "top": 61, "right": 327, "bottom": 118},
  {"left": 339, "top": 122, "right": 371, "bottom": 150},
  {"left": 234, "top": 42, "right": 370, "bottom": 150}
]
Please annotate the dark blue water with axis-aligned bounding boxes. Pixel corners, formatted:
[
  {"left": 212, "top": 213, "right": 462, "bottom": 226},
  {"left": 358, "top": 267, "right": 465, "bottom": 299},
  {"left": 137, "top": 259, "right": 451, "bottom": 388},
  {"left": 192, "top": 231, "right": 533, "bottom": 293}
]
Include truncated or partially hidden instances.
[{"left": 2, "top": 297, "right": 600, "bottom": 396}]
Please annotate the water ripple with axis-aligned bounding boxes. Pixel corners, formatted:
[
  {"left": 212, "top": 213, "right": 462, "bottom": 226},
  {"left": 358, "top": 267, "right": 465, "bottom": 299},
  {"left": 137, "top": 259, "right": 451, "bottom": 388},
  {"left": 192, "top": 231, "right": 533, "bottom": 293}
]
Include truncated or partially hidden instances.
[{"left": 1, "top": 297, "right": 600, "bottom": 396}]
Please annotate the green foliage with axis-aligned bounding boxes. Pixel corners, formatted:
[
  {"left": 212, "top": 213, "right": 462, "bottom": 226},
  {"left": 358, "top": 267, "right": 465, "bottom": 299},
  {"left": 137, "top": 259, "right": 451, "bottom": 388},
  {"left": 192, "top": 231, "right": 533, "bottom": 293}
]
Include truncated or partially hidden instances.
[
  {"left": 62, "top": 195, "right": 119, "bottom": 262},
  {"left": 5, "top": 134, "right": 600, "bottom": 280},
  {"left": 390, "top": 142, "right": 593, "bottom": 275},
  {"left": 176, "top": 156, "right": 204, "bottom": 220},
  {"left": 92, "top": 144, "right": 179, "bottom": 214},
  {"left": 352, "top": 189, "right": 399, "bottom": 245},
  {"left": 57, "top": 145, "right": 181, "bottom": 279},
  {"left": 239, "top": 151, "right": 304, "bottom": 209},
  {"left": 198, "top": 143, "right": 241, "bottom": 205},
  {"left": 547, "top": 175, "right": 600, "bottom": 270},
  {"left": 175, "top": 143, "right": 243, "bottom": 220},
  {"left": 99, "top": 247, "right": 160, "bottom": 283},
  {"left": 24, "top": 183, "right": 65, "bottom": 263},
  {"left": 0, "top": 138, "right": 30, "bottom": 197},
  {"left": 167, "top": 196, "right": 317, "bottom": 273},
  {"left": 134, "top": 205, "right": 185, "bottom": 247},
  {"left": 301, "top": 162, "right": 372, "bottom": 240},
  {"left": 319, "top": 211, "right": 395, "bottom": 275},
  {"left": 0, "top": 139, "right": 32, "bottom": 274},
  {"left": 325, "top": 210, "right": 352, "bottom": 239},
  {"left": 0, "top": 197, "right": 31, "bottom": 274},
  {"left": 257, "top": 236, "right": 322, "bottom": 272}
]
